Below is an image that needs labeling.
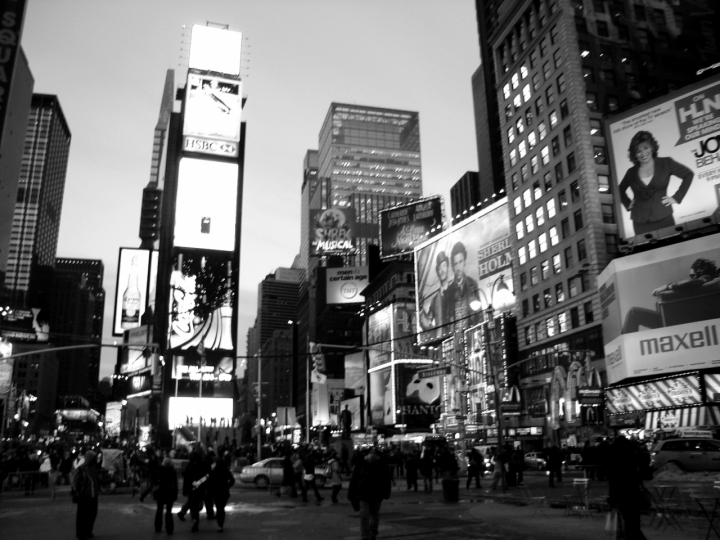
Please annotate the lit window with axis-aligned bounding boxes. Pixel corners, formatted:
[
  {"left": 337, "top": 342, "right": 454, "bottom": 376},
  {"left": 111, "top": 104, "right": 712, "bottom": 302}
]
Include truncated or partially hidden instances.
[
  {"left": 519, "top": 140, "right": 527, "bottom": 158},
  {"left": 547, "top": 318, "right": 557, "bottom": 337},
  {"left": 503, "top": 84, "right": 511, "bottom": 99},
  {"left": 538, "top": 121, "right": 547, "bottom": 140},
  {"left": 521, "top": 163, "right": 529, "bottom": 182},
  {"left": 516, "top": 118, "right": 525, "bottom": 134},
  {"left": 531, "top": 155, "right": 539, "bottom": 174},
  {"left": 530, "top": 266, "right": 539, "bottom": 285},
  {"left": 510, "top": 149, "right": 518, "bottom": 166},
  {"left": 523, "top": 189, "right": 532, "bottom": 207},
  {"left": 549, "top": 226, "right": 559, "bottom": 246},
  {"left": 520, "top": 64, "right": 529, "bottom": 79},
  {"left": 525, "top": 214, "right": 535, "bottom": 233},
  {"left": 598, "top": 174, "right": 610, "bottom": 193},
  {"left": 538, "top": 232, "right": 548, "bottom": 252},
  {"left": 513, "top": 197, "right": 522, "bottom": 215},
  {"left": 518, "top": 246, "right": 527, "bottom": 265},
  {"left": 528, "top": 240, "right": 537, "bottom": 259},
  {"left": 536, "top": 207, "right": 546, "bottom": 226},
  {"left": 549, "top": 110, "right": 558, "bottom": 127},
  {"left": 556, "top": 282, "right": 565, "bottom": 302},
  {"left": 512, "top": 73, "right": 520, "bottom": 89},
  {"left": 558, "top": 312, "right": 568, "bottom": 332},
  {"left": 552, "top": 253, "right": 561, "bottom": 273},
  {"left": 541, "top": 261, "right": 550, "bottom": 280},
  {"left": 533, "top": 182, "right": 542, "bottom": 200},
  {"left": 516, "top": 221, "right": 525, "bottom": 239},
  {"left": 514, "top": 94, "right": 522, "bottom": 108},
  {"left": 523, "top": 84, "right": 531, "bottom": 102},
  {"left": 541, "top": 146, "right": 550, "bottom": 165},
  {"left": 528, "top": 131, "right": 537, "bottom": 149},
  {"left": 546, "top": 198, "right": 556, "bottom": 218},
  {"left": 507, "top": 127, "right": 515, "bottom": 144}
]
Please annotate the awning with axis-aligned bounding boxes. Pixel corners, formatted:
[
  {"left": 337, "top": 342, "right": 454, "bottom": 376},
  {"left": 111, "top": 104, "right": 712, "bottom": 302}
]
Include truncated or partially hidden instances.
[{"left": 644, "top": 406, "right": 720, "bottom": 430}]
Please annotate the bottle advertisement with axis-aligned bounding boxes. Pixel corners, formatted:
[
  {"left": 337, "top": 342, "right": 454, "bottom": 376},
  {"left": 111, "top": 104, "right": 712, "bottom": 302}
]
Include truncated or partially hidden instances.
[{"left": 113, "top": 248, "right": 158, "bottom": 335}]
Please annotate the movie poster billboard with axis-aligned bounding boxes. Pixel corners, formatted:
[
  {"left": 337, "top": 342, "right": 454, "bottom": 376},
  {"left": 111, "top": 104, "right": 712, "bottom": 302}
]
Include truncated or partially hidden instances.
[
  {"left": 183, "top": 73, "right": 242, "bottom": 158},
  {"left": 395, "top": 363, "right": 442, "bottom": 428},
  {"left": 327, "top": 266, "right": 368, "bottom": 304},
  {"left": 105, "top": 401, "right": 122, "bottom": 437},
  {"left": 606, "top": 73, "right": 720, "bottom": 243},
  {"left": 414, "top": 200, "right": 515, "bottom": 344},
  {"left": 309, "top": 207, "right": 357, "bottom": 256},
  {"left": 174, "top": 158, "right": 239, "bottom": 252},
  {"left": 367, "top": 306, "right": 391, "bottom": 369},
  {"left": 344, "top": 352, "right": 365, "bottom": 395},
  {"left": 113, "top": 248, "right": 158, "bottom": 335},
  {"left": 599, "top": 233, "right": 720, "bottom": 384},
  {"left": 369, "top": 367, "right": 392, "bottom": 426},
  {"left": 606, "top": 375, "right": 702, "bottom": 414},
  {"left": 0, "top": 308, "right": 49, "bottom": 343},
  {"left": 379, "top": 196, "right": 443, "bottom": 259},
  {"left": 340, "top": 396, "right": 363, "bottom": 430}
]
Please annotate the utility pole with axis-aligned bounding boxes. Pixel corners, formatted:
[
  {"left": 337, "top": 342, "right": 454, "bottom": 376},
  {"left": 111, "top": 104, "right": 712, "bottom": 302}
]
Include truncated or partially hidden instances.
[{"left": 257, "top": 354, "right": 262, "bottom": 460}]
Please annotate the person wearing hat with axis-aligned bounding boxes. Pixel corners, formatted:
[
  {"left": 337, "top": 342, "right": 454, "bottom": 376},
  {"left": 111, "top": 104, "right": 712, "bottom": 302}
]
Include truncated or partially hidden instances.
[
  {"left": 73, "top": 450, "right": 101, "bottom": 540},
  {"left": 419, "top": 250, "right": 452, "bottom": 338}
]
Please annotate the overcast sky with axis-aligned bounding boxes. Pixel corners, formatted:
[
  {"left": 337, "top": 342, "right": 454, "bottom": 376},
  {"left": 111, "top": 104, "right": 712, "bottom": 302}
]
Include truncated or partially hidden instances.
[{"left": 21, "top": 0, "right": 481, "bottom": 380}]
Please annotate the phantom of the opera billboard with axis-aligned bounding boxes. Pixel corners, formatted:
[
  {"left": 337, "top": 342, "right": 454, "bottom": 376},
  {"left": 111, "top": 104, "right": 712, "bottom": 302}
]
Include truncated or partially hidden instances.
[
  {"left": 606, "top": 73, "right": 720, "bottom": 243},
  {"left": 113, "top": 248, "right": 158, "bottom": 336},
  {"left": 309, "top": 207, "right": 357, "bottom": 256},
  {"left": 599, "top": 233, "right": 720, "bottom": 384},
  {"left": 379, "top": 196, "right": 443, "bottom": 259},
  {"left": 414, "top": 200, "right": 515, "bottom": 344},
  {"left": 183, "top": 73, "right": 242, "bottom": 158},
  {"left": 174, "top": 158, "right": 239, "bottom": 252},
  {"left": 326, "top": 266, "right": 368, "bottom": 304}
]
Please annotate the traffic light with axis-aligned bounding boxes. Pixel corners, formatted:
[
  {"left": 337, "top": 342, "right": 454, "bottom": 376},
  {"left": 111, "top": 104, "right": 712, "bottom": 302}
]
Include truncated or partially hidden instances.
[
  {"left": 139, "top": 185, "right": 162, "bottom": 246},
  {"left": 309, "top": 342, "right": 326, "bottom": 373}
]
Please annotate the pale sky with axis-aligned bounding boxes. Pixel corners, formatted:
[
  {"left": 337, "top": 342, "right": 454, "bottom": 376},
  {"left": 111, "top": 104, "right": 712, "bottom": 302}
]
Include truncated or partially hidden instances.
[{"left": 21, "top": 0, "right": 481, "bottom": 380}]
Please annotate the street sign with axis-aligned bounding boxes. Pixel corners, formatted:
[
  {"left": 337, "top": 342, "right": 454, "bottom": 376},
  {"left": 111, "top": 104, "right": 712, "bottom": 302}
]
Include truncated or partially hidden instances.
[{"left": 417, "top": 366, "right": 451, "bottom": 379}]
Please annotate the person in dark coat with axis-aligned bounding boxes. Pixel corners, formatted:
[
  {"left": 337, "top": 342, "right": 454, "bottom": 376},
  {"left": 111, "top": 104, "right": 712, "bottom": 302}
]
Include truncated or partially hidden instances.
[
  {"left": 208, "top": 455, "right": 235, "bottom": 532},
  {"left": 544, "top": 444, "right": 563, "bottom": 487},
  {"left": 202, "top": 451, "right": 216, "bottom": 520},
  {"left": 292, "top": 451, "right": 307, "bottom": 502},
  {"left": 405, "top": 451, "right": 419, "bottom": 492},
  {"left": 607, "top": 437, "right": 648, "bottom": 540},
  {"left": 419, "top": 447, "right": 434, "bottom": 493},
  {"left": 348, "top": 447, "right": 392, "bottom": 540},
  {"left": 73, "top": 450, "right": 101, "bottom": 540},
  {"left": 179, "top": 452, "right": 209, "bottom": 532},
  {"left": 277, "top": 453, "right": 296, "bottom": 498},
  {"left": 466, "top": 449, "right": 482, "bottom": 489},
  {"left": 302, "top": 451, "right": 323, "bottom": 505},
  {"left": 154, "top": 457, "right": 178, "bottom": 534},
  {"left": 140, "top": 447, "right": 162, "bottom": 502}
]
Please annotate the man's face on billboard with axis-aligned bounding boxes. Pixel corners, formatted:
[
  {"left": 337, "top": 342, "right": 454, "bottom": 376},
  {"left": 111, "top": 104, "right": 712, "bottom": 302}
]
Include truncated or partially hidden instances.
[
  {"left": 437, "top": 260, "right": 448, "bottom": 283},
  {"left": 452, "top": 252, "right": 466, "bottom": 283}
]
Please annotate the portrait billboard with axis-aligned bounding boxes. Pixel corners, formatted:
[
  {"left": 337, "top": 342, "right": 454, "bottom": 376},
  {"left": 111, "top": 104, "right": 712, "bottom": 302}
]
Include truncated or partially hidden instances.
[
  {"left": 188, "top": 24, "right": 242, "bottom": 76},
  {"left": 168, "top": 251, "right": 235, "bottom": 354},
  {"left": 395, "top": 363, "right": 442, "bottom": 428},
  {"left": 174, "top": 158, "right": 238, "bottom": 252},
  {"left": 309, "top": 207, "right": 357, "bottom": 256},
  {"left": 0, "top": 307, "right": 49, "bottom": 343},
  {"left": 379, "top": 196, "right": 443, "bottom": 259},
  {"left": 606, "top": 375, "right": 701, "bottom": 414},
  {"left": 606, "top": 73, "right": 720, "bottom": 243},
  {"left": 105, "top": 401, "right": 122, "bottom": 437},
  {"left": 414, "top": 200, "right": 514, "bottom": 344},
  {"left": 326, "top": 266, "right": 368, "bottom": 304},
  {"left": 340, "top": 396, "right": 363, "bottom": 430},
  {"left": 344, "top": 352, "right": 365, "bottom": 395},
  {"left": 367, "top": 306, "right": 391, "bottom": 369},
  {"left": 599, "top": 233, "right": 720, "bottom": 384},
  {"left": 113, "top": 248, "right": 157, "bottom": 335},
  {"left": 183, "top": 73, "right": 242, "bottom": 158},
  {"left": 368, "top": 367, "right": 392, "bottom": 426}
]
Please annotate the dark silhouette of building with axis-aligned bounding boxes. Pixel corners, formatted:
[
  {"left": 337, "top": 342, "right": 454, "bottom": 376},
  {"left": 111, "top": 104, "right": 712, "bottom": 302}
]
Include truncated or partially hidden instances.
[{"left": 450, "top": 171, "right": 482, "bottom": 219}]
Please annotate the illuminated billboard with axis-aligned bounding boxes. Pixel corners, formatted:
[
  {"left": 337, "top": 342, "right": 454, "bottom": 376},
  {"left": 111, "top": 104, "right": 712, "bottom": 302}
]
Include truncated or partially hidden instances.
[
  {"left": 172, "top": 354, "right": 233, "bottom": 382},
  {"left": 380, "top": 196, "right": 443, "bottom": 259},
  {"left": 599, "top": 233, "right": 720, "bottom": 384},
  {"left": 119, "top": 325, "right": 153, "bottom": 374},
  {"left": 174, "top": 158, "right": 238, "bottom": 252},
  {"left": 113, "top": 248, "right": 157, "bottom": 335},
  {"left": 369, "top": 367, "right": 392, "bottom": 426},
  {"left": 340, "top": 397, "right": 363, "bottom": 430},
  {"left": 606, "top": 374, "right": 701, "bottom": 414},
  {"left": 367, "top": 306, "right": 391, "bottom": 369},
  {"left": 326, "top": 266, "right": 368, "bottom": 304},
  {"left": 188, "top": 25, "right": 242, "bottom": 76},
  {"left": 168, "top": 397, "right": 233, "bottom": 429},
  {"left": 168, "top": 251, "right": 235, "bottom": 354},
  {"left": 606, "top": 73, "right": 720, "bottom": 243},
  {"left": 414, "top": 200, "right": 515, "bottom": 344},
  {"left": 309, "top": 207, "right": 357, "bottom": 256},
  {"left": 395, "top": 363, "right": 443, "bottom": 428},
  {"left": 183, "top": 73, "right": 242, "bottom": 158},
  {"left": 0, "top": 307, "right": 49, "bottom": 343}
]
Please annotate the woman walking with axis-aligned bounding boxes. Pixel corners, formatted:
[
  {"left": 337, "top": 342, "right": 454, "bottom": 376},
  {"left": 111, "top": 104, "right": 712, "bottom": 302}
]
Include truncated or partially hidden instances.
[{"left": 154, "top": 457, "right": 178, "bottom": 535}]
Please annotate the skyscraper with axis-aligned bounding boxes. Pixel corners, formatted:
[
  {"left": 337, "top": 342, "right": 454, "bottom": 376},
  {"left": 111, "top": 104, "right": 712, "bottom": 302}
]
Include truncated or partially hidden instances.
[
  {"left": 315, "top": 103, "right": 423, "bottom": 266},
  {"left": 256, "top": 268, "right": 302, "bottom": 348},
  {"left": 4, "top": 94, "right": 71, "bottom": 307}
]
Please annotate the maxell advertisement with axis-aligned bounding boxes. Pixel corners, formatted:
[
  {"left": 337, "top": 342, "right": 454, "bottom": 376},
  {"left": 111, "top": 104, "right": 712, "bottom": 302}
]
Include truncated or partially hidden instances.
[
  {"left": 606, "top": 375, "right": 702, "bottom": 414},
  {"left": 309, "top": 207, "right": 357, "bottom": 256},
  {"left": 183, "top": 73, "right": 242, "bottom": 158},
  {"left": 606, "top": 73, "right": 720, "bottom": 242},
  {"left": 369, "top": 367, "right": 392, "bottom": 426},
  {"left": 379, "top": 196, "right": 443, "bottom": 259},
  {"left": 326, "top": 266, "right": 368, "bottom": 304},
  {"left": 367, "top": 306, "right": 391, "bottom": 369},
  {"left": 395, "top": 363, "right": 442, "bottom": 428},
  {"left": 113, "top": 248, "right": 157, "bottom": 335},
  {"left": 174, "top": 158, "right": 238, "bottom": 252},
  {"left": 168, "top": 252, "right": 235, "bottom": 355},
  {"left": 599, "top": 233, "right": 720, "bottom": 384},
  {"left": 414, "top": 200, "right": 515, "bottom": 344}
]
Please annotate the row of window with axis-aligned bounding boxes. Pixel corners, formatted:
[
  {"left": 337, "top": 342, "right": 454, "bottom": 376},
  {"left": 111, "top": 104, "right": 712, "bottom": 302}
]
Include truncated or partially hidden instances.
[
  {"left": 523, "top": 300, "right": 595, "bottom": 345},
  {"left": 496, "top": 0, "right": 558, "bottom": 74}
]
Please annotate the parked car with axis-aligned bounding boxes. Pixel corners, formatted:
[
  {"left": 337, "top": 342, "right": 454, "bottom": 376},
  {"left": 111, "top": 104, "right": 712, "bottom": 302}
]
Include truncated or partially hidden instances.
[
  {"left": 523, "top": 452, "right": 547, "bottom": 470},
  {"left": 239, "top": 458, "right": 329, "bottom": 488},
  {"left": 651, "top": 438, "right": 720, "bottom": 471}
]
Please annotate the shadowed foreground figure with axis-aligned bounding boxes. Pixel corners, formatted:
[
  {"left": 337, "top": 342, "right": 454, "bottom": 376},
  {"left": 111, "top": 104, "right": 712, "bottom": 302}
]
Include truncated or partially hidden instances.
[{"left": 349, "top": 447, "right": 392, "bottom": 540}]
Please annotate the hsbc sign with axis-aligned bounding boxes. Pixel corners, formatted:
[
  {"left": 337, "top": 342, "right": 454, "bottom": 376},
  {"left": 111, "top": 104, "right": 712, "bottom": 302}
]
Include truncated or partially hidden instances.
[{"left": 183, "top": 136, "right": 238, "bottom": 158}]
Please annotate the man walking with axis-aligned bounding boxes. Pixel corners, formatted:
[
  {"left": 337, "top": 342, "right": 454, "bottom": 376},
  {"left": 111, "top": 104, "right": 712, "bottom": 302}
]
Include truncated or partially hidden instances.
[
  {"left": 73, "top": 450, "right": 100, "bottom": 540},
  {"left": 349, "top": 447, "right": 392, "bottom": 540},
  {"left": 544, "top": 444, "right": 563, "bottom": 487}
]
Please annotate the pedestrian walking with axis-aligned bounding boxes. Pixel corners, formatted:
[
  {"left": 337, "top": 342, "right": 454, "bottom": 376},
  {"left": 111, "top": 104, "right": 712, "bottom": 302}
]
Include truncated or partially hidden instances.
[
  {"left": 292, "top": 451, "right": 308, "bottom": 502},
  {"left": 72, "top": 450, "right": 100, "bottom": 540},
  {"left": 202, "top": 451, "right": 216, "bottom": 520},
  {"left": 276, "top": 453, "right": 296, "bottom": 498},
  {"left": 405, "top": 451, "right": 419, "bottom": 492},
  {"left": 340, "top": 443, "right": 351, "bottom": 475},
  {"left": 607, "top": 436, "right": 648, "bottom": 540},
  {"left": 419, "top": 447, "right": 434, "bottom": 493},
  {"left": 488, "top": 451, "right": 507, "bottom": 492},
  {"left": 328, "top": 452, "right": 343, "bottom": 503},
  {"left": 154, "top": 457, "right": 178, "bottom": 535},
  {"left": 465, "top": 449, "right": 482, "bottom": 489},
  {"left": 208, "top": 454, "right": 235, "bottom": 532},
  {"left": 140, "top": 447, "right": 162, "bottom": 502},
  {"left": 509, "top": 447, "right": 524, "bottom": 487},
  {"left": 302, "top": 451, "right": 323, "bottom": 505},
  {"left": 178, "top": 452, "right": 209, "bottom": 533},
  {"left": 58, "top": 450, "right": 73, "bottom": 485},
  {"left": 544, "top": 444, "right": 563, "bottom": 487},
  {"left": 349, "top": 447, "right": 392, "bottom": 540}
]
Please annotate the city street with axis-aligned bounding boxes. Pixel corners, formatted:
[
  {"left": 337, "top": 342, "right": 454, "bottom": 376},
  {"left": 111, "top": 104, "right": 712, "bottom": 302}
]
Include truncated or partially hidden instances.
[{"left": 0, "top": 471, "right": 689, "bottom": 540}]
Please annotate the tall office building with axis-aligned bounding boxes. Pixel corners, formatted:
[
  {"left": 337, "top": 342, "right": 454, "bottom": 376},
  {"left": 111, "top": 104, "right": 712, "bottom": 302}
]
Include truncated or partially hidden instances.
[
  {"left": 4, "top": 94, "right": 71, "bottom": 307},
  {"left": 450, "top": 171, "right": 482, "bottom": 219},
  {"left": 475, "top": 0, "right": 720, "bottom": 368},
  {"left": 255, "top": 268, "right": 302, "bottom": 349},
  {"left": 315, "top": 103, "right": 423, "bottom": 266},
  {"left": 298, "top": 150, "right": 319, "bottom": 273}
]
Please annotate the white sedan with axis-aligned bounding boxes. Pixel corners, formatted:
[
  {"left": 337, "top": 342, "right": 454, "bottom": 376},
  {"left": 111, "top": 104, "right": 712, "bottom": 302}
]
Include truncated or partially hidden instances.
[{"left": 239, "top": 458, "right": 328, "bottom": 488}]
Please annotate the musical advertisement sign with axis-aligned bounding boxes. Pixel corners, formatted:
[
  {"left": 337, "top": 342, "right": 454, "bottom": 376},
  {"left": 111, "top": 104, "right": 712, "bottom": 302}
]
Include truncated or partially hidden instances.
[
  {"left": 379, "top": 196, "right": 443, "bottom": 259},
  {"left": 309, "top": 207, "right": 357, "bottom": 256}
]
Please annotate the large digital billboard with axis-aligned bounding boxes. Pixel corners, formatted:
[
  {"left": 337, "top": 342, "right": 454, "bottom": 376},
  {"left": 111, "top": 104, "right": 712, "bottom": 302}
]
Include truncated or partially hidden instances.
[
  {"left": 379, "top": 196, "right": 443, "bottom": 259},
  {"left": 599, "top": 233, "right": 720, "bottom": 384},
  {"left": 188, "top": 24, "right": 242, "bottom": 76},
  {"left": 367, "top": 306, "right": 391, "bottom": 369},
  {"left": 168, "top": 397, "right": 233, "bottom": 429},
  {"left": 606, "top": 73, "right": 720, "bottom": 243},
  {"left": 414, "top": 200, "right": 515, "bottom": 344},
  {"left": 606, "top": 374, "right": 701, "bottom": 414},
  {"left": 113, "top": 248, "right": 158, "bottom": 335},
  {"left": 395, "top": 363, "right": 443, "bottom": 428},
  {"left": 369, "top": 367, "right": 392, "bottom": 426},
  {"left": 183, "top": 73, "right": 242, "bottom": 158},
  {"left": 309, "top": 207, "right": 357, "bottom": 256},
  {"left": 326, "top": 266, "right": 368, "bottom": 304},
  {"left": 174, "top": 158, "right": 238, "bottom": 252}
]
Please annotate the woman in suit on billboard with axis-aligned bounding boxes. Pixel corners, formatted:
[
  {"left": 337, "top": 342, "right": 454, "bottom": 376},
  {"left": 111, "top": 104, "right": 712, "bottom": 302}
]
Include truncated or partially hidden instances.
[{"left": 618, "top": 130, "right": 694, "bottom": 236}]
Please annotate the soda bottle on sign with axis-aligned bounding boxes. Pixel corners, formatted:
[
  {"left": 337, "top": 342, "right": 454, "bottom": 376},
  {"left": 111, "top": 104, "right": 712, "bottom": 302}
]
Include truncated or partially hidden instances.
[{"left": 121, "top": 256, "right": 142, "bottom": 329}]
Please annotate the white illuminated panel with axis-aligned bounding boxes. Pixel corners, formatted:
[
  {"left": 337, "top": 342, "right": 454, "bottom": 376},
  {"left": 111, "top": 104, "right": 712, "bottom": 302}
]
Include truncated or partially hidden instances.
[
  {"left": 188, "top": 25, "right": 242, "bottom": 76},
  {"left": 168, "top": 397, "right": 233, "bottom": 428},
  {"left": 174, "top": 158, "right": 238, "bottom": 252},
  {"left": 183, "top": 73, "right": 242, "bottom": 153}
]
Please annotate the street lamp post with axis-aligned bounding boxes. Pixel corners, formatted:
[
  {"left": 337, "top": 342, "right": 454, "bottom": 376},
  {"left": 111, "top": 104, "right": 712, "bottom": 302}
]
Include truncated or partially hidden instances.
[{"left": 484, "top": 307, "right": 506, "bottom": 452}]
